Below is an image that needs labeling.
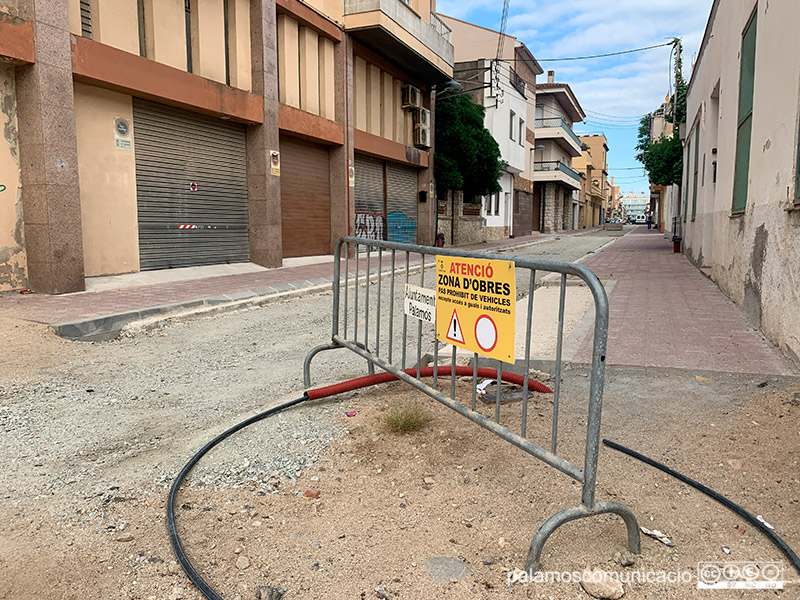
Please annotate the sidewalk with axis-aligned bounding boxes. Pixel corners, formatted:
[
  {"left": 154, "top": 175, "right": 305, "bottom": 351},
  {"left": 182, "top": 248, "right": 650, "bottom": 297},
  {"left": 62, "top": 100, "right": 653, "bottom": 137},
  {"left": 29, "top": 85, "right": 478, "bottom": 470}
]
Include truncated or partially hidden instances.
[
  {"left": 0, "top": 227, "right": 604, "bottom": 340},
  {"left": 574, "top": 227, "right": 796, "bottom": 375},
  {"left": 3, "top": 224, "right": 791, "bottom": 378}
]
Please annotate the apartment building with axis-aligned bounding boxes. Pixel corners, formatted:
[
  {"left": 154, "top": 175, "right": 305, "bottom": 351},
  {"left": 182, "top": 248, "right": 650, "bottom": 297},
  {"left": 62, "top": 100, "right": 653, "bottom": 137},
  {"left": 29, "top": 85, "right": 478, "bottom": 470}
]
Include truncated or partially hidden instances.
[
  {"left": 0, "top": 0, "right": 453, "bottom": 293},
  {"left": 532, "top": 71, "right": 585, "bottom": 232},
  {"left": 681, "top": 0, "right": 800, "bottom": 366},
  {"left": 573, "top": 134, "right": 609, "bottom": 228},
  {"left": 439, "top": 15, "right": 542, "bottom": 240}
]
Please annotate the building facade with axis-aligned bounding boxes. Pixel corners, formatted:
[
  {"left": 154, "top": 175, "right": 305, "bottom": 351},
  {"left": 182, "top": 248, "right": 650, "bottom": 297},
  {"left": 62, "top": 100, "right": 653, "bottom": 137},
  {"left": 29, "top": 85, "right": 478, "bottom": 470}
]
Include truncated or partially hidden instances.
[
  {"left": 0, "top": 0, "right": 453, "bottom": 293},
  {"left": 573, "top": 134, "right": 609, "bottom": 228},
  {"left": 619, "top": 193, "right": 649, "bottom": 220},
  {"left": 440, "top": 15, "right": 542, "bottom": 242},
  {"left": 681, "top": 0, "right": 800, "bottom": 366},
  {"left": 532, "top": 71, "right": 585, "bottom": 233}
]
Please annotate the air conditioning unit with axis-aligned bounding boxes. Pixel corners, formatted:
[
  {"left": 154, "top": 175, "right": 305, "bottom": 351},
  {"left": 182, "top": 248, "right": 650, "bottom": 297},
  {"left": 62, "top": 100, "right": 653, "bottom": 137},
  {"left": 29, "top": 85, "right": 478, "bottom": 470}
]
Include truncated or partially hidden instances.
[
  {"left": 414, "top": 124, "right": 431, "bottom": 148},
  {"left": 413, "top": 107, "right": 430, "bottom": 127},
  {"left": 402, "top": 84, "right": 422, "bottom": 109}
]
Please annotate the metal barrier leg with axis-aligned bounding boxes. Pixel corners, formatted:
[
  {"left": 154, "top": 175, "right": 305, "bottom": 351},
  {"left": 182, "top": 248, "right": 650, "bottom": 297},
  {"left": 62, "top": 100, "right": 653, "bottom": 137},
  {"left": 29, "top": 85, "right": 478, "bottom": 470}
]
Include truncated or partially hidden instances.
[
  {"left": 303, "top": 341, "right": 375, "bottom": 388},
  {"left": 525, "top": 500, "right": 641, "bottom": 573},
  {"left": 303, "top": 343, "right": 341, "bottom": 388}
]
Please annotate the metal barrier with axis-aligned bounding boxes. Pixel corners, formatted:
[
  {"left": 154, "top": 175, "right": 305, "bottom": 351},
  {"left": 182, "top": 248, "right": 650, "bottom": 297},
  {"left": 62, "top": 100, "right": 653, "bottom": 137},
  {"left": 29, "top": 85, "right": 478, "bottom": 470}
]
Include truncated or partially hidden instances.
[{"left": 304, "top": 236, "right": 640, "bottom": 572}]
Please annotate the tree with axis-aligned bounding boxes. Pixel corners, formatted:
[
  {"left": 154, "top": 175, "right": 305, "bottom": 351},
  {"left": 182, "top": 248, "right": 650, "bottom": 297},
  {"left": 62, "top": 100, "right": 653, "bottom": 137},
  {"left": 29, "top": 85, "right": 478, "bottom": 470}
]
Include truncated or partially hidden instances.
[
  {"left": 636, "top": 38, "right": 686, "bottom": 187},
  {"left": 639, "top": 133, "right": 683, "bottom": 186},
  {"left": 434, "top": 94, "right": 503, "bottom": 201}
]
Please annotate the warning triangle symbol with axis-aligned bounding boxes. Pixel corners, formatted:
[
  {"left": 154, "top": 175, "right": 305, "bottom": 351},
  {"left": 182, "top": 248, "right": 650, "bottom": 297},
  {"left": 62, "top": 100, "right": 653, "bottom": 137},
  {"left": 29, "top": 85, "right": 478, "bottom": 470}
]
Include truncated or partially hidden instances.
[{"left": 446, "top": 309, "right": 465, "bottom": 344}]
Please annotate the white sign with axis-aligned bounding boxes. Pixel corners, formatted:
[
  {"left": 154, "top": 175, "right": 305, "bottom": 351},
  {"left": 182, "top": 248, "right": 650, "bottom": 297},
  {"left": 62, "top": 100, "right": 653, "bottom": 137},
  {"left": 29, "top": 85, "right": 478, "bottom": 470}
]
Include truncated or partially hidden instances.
[
  {"left": 404, "top": 283, "right": 436, "bottom": 324},
  {"left": 114, "top": 117, "right": 132, "bottom": 151}
]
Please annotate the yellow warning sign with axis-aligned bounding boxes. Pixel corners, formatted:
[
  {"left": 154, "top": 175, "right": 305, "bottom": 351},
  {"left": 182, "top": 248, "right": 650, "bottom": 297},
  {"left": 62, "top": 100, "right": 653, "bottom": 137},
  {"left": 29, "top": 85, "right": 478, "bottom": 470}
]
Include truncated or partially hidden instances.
[{"left": 436, "top": 256, "right": 515, "bottom": 363}]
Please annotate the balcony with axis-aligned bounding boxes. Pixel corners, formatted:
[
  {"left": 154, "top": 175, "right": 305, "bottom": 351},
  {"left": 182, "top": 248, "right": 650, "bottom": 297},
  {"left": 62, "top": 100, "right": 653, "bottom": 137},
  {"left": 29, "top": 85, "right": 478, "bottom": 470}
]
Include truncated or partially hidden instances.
[
  {"left": 532, "top": 160, "right": 581, "bottom": 190},
  {"left": 534, "top": 117, "right": 582, "bottom": 157},
  {"left": 343, "top": 0, "right": 454, "bottom": 82},
  {"left": 430, "top": 12, "right": 451, "bottom": 42}
]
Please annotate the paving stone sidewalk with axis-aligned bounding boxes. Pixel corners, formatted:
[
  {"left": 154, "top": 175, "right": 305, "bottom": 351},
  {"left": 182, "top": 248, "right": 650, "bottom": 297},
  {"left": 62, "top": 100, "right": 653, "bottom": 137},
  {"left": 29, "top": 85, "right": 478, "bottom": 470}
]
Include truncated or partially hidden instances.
[
  {"left": 0, "top": 227, "right": 603, "bottom": 339},
  {"left": 574, "top": 227, "right": 795, "bottom": 375}
]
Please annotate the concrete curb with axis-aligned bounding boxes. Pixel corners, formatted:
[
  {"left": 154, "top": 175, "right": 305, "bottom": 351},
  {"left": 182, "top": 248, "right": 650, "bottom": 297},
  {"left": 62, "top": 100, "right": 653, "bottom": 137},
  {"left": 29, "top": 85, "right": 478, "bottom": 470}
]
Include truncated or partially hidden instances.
[
  {"left": 52, "top": 281, "right": 334, "bottom": 341},
  {"left": 50, "top": 228, "right": 626, "bottom": 342}
]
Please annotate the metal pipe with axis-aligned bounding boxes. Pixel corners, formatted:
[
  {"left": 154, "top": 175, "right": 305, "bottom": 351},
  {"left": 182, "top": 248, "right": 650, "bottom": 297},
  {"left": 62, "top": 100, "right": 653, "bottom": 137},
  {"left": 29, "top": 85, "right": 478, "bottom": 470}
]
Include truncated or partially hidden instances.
[
  {"left": 335, "top": 335, "right": 584, "bottom": 482},
  {"left": 552, "top": 273, "right": 567, "bottom": 454}
]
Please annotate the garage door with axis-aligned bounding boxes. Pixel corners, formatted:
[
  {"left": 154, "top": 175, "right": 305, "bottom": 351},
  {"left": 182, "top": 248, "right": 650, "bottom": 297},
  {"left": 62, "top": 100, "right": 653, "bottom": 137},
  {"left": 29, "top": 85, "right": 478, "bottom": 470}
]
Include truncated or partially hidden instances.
[
  {"left": 133, "top": 99, "right": 249, "bottom": 270},
  {"left": 386, "top": 162, "right": 417, "bottom": 243},
  {"left": 354, "top": 154, "right": 385, "bottom": 242},
  {"left": 280, "top": 136, "right": 331, "bottom": 257}
]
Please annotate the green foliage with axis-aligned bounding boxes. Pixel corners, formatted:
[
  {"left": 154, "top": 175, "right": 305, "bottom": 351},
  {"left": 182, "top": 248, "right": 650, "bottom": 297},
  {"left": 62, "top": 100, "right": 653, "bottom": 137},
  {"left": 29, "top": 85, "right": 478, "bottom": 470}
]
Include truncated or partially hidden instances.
[
  {"left": 635, "top": 114, "right": 651, "bottom": 160},
  {"left": 382, "top": 404, "right": 430, "bottom": 434},
  {"left": 636, "top": 38, "right": 686, "bottom": 187},
  {"left": 435, "top": 94, "right": 503, "bottom": 201},
  {"left": 640, "top": 133, "right": 683, "bottom": 186}
]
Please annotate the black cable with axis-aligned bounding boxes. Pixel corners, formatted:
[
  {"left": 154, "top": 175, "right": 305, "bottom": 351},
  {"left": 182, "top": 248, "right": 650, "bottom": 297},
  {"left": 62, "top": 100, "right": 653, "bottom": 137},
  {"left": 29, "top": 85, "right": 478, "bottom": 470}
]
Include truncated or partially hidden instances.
[
  {"left": 167, "top": 393, "right": 312, "bottom": 600},
  {"left": 603, "top": 438, "right": 800, "bottom": 575}
]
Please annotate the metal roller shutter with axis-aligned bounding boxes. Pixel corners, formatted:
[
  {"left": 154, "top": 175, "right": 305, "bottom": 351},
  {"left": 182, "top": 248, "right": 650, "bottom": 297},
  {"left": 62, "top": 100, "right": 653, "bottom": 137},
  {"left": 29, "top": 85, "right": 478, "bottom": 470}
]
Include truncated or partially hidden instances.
[
  {"left": 280, "top": 136, "right": 331, "bottom": 257},
  {"left": 386, "top": 162, "right": 418, "bottom": 243},
  {"left": 133, "top": 99, "right": 249, "bottom": 270},
  {"left": 354, "top": 154, "right": 385, "bottom": 242}
]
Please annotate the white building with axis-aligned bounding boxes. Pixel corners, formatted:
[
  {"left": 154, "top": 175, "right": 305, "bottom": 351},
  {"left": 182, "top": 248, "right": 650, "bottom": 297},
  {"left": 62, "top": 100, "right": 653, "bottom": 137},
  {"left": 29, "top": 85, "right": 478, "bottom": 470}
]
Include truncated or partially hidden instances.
[
  {"left": 532, "top": 72, "right": 586, "bottom": 232},
  {"left": 441, "top": 15, "right": 542, "bottom": 241},
  {"left": 620, "top": 193, "right": 649, "bottom": 220},
  {"left": 680, "top": 0, "right": 800, "bottom": 367}
]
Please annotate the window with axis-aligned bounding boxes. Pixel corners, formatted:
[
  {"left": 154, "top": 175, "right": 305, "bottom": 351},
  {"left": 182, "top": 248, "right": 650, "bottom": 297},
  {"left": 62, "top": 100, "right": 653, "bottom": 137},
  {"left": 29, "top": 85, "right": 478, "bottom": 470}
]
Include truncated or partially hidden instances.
[
  {"left": 137, "top": 0, "right": 146, "bottom": 57},
  {"left": 510, "top": 111, "right": 516, "bottom": 140},
  {"left": 691, "top": 125, "right": 700, "bottom": 219},
  {"left": 732, "top": 8, "right": 757, "bottom": 212},
  {"left": 223, "top": 0, "right": 231, "bottom": 85},
  {"left": 683, "top": 139, "right": 690, "bottom": 222},
  {"left": 519, "top": 119, "right": 525, "bottom": 146},
  {"left": 494, "top": 192, "right": 500, "bottom": 215},
  {"left": 79, "top": 0, "right": 92, "bottom": 38},
  {"left": 185, "top": 0, "right": 194, "bottom": 73}
]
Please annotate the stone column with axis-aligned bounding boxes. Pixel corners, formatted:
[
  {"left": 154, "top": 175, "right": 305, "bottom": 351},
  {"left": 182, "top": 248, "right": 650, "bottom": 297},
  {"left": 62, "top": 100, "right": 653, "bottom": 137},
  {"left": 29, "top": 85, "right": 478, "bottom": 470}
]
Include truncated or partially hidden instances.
[
  {"left": 16, "top": 0, "right": 84, "bottom": 293},
  {"left": 247, "top": 0, "right": 282, "bottom": 267},
  {"left": 542, "top": 183, "right": 556, "bottom": 233}
]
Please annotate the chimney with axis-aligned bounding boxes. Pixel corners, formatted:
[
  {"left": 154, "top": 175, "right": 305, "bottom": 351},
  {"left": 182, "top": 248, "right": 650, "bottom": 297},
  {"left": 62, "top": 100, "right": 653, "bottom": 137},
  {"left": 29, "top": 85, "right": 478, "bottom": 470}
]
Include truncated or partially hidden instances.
[{"left": 547, "top": 70, "right": 555, "bottom": 83}]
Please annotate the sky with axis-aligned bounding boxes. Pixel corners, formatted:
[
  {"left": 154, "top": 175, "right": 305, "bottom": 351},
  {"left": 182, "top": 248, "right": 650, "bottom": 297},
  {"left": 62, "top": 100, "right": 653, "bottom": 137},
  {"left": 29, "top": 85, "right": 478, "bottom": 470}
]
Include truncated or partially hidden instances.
[{"left": 436, "top": 0, "right": 715, "bottom": 196}]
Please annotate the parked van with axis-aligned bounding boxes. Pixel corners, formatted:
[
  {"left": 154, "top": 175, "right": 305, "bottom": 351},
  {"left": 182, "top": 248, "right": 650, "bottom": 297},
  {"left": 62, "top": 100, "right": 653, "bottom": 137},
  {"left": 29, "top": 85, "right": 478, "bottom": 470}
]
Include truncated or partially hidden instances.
[{"left": 635, "top": 214, "right": 646, "bottom": 224}]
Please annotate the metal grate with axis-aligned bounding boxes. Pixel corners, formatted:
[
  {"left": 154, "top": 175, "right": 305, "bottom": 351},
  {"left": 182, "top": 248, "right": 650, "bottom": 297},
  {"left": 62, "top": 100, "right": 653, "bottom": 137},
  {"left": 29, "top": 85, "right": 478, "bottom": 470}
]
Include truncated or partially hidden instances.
[{"left": 304, "top": 237, "right": 641, "bottom": 572}]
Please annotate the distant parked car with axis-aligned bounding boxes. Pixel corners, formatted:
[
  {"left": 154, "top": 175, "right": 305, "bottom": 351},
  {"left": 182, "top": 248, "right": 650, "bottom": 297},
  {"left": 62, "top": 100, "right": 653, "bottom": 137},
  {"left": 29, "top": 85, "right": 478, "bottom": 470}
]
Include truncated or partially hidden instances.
[{"left": 635, "top": 214, "right": 646, "bottom": 224}]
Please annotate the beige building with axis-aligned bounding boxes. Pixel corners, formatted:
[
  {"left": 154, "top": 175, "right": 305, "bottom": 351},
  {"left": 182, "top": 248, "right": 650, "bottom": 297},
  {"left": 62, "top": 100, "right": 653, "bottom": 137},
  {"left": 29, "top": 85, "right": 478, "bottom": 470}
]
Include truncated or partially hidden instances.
[
  {"left": 572, "top": 134, "right": 609, "bottom": 228},
  {"left": 532, "top": 71, "right": 585, "bottom": 232},
  {"left": 0, "top": 0, "right": 453, "bottom": 293},
  {"left": 681, "top": 0, "right": 800, "bottom": 367}
]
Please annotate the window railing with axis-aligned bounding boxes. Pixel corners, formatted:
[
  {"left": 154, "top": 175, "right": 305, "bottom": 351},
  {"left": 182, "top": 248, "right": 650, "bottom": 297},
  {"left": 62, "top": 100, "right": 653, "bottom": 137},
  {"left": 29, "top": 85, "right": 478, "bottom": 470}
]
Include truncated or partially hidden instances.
[
  {"left": 430, "top": 12, "right": 451, "bottom": 42},
  {"left": 534, "top": 118, "right": 582, "bottom": 148},
  {"left": 533, "top": 161, "right": 581, "bottom": 181},
  {"left": 509, "top": 65, "right": 525, "bottom": 96}
]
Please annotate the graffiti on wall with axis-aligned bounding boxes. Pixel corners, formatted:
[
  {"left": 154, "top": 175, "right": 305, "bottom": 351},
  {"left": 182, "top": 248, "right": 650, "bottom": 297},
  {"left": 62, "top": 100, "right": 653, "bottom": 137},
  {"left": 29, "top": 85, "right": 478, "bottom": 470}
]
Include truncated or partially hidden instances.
[
  {"left": 387, "top": 210, "right": 416, "bottom": 244},
  {"left": 355, "top": 211, "right": 386, "bottom": 241}
]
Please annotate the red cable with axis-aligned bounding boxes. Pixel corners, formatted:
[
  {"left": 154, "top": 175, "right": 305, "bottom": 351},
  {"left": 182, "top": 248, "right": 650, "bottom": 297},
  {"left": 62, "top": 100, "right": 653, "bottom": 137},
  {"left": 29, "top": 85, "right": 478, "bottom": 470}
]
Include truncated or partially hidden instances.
[{"left": 306, "top": 365, "right": 552, "bottom": 400}]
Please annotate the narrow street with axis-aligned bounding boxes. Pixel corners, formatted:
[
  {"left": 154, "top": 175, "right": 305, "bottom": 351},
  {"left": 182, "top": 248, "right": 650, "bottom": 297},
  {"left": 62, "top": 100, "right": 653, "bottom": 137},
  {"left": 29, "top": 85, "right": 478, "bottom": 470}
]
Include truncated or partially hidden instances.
[{"left": 1, "top": 229, "right": 797, "bottom": 599}]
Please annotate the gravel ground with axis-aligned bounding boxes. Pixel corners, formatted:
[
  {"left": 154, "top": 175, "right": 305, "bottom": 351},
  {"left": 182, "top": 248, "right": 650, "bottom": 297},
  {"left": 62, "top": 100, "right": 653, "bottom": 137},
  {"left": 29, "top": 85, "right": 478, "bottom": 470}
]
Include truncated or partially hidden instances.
[{"left": 0, "top": 228, "right": 662, "bottom": 600}]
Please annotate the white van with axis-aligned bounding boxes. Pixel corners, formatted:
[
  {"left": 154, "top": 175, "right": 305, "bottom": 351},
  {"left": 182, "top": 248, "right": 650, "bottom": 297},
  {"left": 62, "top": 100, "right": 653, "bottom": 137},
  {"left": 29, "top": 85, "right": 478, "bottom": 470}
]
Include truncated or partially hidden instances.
[{"left": 634, "top": 214, "right": 646, "bottom": 224}]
